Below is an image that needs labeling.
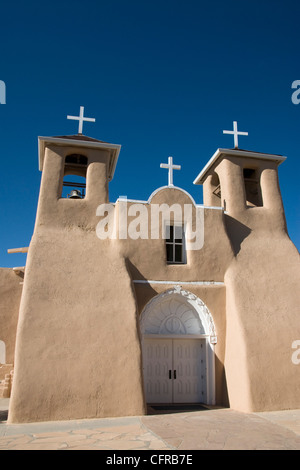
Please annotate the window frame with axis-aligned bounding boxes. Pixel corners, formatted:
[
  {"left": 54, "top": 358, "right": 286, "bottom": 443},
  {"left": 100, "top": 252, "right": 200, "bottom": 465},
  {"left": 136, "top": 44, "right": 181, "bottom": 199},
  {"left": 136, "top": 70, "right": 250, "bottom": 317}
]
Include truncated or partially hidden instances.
[{"left": 165, "top": 223, "right": 186, "bottom": 265}]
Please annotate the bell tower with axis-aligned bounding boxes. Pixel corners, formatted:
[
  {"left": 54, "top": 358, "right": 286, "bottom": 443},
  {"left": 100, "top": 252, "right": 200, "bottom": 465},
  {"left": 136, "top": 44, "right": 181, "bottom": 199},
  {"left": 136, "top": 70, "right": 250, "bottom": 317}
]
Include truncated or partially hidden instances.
[
  {"left": 194, "top": 119, "right": 288, "bottom": 235},
  {"left": 35, "top": 134, "right": 120, "bottom": 229},
  {"left": 9, "top": 130, "right": 146, "bottom": 423},
  {"left": 194, "top": 147, "right": 287, "bottom": 235},
  {"left": 193, "top": 144, "right": 300, "bottom": 413}
]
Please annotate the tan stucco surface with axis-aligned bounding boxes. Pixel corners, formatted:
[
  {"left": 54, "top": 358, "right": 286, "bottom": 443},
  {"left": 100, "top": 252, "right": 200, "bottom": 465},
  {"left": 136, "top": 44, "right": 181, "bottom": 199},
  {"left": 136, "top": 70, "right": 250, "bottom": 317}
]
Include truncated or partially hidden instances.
[{"left": 0, "top": 268, "right": 22, "bottom": 367}]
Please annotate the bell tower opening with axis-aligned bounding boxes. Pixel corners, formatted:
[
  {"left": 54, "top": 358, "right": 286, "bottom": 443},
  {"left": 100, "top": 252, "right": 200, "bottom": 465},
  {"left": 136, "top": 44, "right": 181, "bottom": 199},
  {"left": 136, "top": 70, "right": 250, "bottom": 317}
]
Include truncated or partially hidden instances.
[
  {"left": 243, "top": 167, "right": 263, "bottom": 207},
  {"left": 61, "top": 153, "right": 87, "bottom": 199}
]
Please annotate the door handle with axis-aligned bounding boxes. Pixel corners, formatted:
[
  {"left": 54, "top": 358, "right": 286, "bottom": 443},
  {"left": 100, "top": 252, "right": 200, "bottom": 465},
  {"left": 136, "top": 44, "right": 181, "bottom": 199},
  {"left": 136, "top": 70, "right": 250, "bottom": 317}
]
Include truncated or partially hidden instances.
[
  {"left": 174, "top": 370, "right": 177, "bottom": 379},
  {"left": 169, "top": 370, "right": 172, "bottom": 379}
]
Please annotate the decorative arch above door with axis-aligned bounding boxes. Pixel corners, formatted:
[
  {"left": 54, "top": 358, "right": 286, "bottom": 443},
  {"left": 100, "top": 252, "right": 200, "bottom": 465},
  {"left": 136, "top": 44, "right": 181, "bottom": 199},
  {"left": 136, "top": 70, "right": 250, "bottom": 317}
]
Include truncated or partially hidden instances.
[{"left": 140, "top": 285, "right": 217, "bottom": 344}]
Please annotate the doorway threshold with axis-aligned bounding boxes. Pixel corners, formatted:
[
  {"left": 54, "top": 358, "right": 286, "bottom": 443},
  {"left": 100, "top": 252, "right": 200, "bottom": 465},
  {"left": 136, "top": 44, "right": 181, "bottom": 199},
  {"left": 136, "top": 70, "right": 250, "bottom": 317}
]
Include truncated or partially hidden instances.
[{"left": 147, "top": 403, "right": 209, "bottom": 415}]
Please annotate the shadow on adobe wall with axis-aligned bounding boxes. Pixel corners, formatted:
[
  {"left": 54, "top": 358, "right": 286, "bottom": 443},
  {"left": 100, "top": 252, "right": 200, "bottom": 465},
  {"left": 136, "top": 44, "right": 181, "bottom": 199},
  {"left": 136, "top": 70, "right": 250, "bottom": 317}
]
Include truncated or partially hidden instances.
[
  {"left": 215, "top": 353, "right": 230, "bottom": 408},
  {"left": 224, "top": 215, "right": 252, "bottom": 256}
]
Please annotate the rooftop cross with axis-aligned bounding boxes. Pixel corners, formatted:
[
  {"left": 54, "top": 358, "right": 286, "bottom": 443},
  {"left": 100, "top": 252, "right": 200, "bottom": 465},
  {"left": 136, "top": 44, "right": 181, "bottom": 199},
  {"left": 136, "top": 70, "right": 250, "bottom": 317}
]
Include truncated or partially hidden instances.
[
  {"left": 223, "top": 121, "right": 248, "bottom": 149},
  {"left": 67, "top": 106, "right": 96, "bottom": 134},
  {"left": 160, "top": 156, "right": 181, "bottom": 187}
]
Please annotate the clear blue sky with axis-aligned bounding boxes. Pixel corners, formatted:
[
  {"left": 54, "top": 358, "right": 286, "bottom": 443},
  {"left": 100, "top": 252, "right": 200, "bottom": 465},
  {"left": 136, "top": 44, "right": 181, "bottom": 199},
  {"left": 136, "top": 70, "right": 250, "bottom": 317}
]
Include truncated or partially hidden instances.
[{"left": 0, "top": 0, "right": 299, "bottom": 267}]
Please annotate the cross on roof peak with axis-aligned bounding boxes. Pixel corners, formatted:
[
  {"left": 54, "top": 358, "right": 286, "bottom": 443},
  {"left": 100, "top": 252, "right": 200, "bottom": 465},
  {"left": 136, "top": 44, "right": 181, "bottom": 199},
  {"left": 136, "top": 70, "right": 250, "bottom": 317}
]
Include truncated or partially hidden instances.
[
  {"left": 67, "top": 106, "right": 96, "bottom": 135},
  {"left": 160, "top": 156, "right": 181, "bottom": 187},
  {"left": 223, "top": 121, "right": 248, "bottom": 149}
]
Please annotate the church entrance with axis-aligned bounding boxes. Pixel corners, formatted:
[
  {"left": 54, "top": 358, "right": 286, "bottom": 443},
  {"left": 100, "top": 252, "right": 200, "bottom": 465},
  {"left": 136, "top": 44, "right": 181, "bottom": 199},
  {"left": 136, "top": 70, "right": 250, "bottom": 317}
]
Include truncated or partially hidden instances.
[
  {"left": 140, "top": 286, "right": 217, "bottom": 406},
  {"left": 142, "top": 337, "right": 206, "bottom": 404}
]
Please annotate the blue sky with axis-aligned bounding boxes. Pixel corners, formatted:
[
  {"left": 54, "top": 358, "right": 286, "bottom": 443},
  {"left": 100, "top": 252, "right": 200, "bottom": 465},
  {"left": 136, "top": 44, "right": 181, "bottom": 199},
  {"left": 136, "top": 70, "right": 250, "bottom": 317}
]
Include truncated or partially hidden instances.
[{"left": 0, "top": 0, "right": 299, "bottom": 267}]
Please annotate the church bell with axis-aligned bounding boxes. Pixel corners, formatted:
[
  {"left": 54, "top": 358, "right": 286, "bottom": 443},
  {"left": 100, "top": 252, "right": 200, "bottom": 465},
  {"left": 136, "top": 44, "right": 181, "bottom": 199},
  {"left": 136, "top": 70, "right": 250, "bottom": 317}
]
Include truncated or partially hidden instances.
[{"left": 68, "top": 189, "right": 82, "bottom": 199}]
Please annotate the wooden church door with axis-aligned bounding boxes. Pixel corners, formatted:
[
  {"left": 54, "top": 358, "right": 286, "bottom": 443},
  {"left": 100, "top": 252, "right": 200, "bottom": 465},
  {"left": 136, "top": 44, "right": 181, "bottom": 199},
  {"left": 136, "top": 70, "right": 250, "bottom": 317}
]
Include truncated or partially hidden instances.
[{"left": 142, "top": 338, "right": 207, "bottom": 404}]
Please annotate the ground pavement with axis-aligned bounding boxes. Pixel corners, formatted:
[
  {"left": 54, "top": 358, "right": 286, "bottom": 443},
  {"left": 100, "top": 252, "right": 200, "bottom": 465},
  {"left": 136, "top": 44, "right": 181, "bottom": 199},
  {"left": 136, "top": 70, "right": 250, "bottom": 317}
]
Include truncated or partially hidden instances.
[{"left": 0, "top": 400, "right": 299, "bottom": 450}]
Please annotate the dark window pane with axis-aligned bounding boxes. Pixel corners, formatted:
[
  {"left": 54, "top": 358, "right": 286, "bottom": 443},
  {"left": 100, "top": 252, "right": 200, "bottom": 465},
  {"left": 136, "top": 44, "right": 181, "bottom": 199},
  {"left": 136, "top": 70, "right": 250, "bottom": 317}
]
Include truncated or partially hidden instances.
[
  {"left": 243, "top": 168, "right": 256, "bottom": 179},
  {"left": 65, "top": 154, "right": 88, "bottom": 166},
  {"left": 166, "top": 243, "right": 173, "bottom": 262},
  {"left": 175, "top": 244, "right": 183, "bottom": 262}
]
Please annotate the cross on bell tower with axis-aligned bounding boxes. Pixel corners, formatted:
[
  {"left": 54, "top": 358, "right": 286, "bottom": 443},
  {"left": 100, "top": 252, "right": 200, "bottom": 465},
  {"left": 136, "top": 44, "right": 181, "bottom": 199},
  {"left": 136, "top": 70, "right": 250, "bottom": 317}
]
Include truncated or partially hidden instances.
[
  {"left": 67, "top": 106, "right": 96, "bottom": 134},
  {"left": 160, "top": 156, "right": 181, "bottom": 187},
  {"left": 223, "top": 121, "right": 248, "bottom": 149}
]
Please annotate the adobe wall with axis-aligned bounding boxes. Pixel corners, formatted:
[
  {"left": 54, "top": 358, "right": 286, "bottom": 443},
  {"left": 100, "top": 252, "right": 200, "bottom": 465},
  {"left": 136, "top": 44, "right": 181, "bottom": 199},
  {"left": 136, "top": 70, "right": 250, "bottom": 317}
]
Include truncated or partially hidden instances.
[
  {"left": 225, "top": 235, "right": 300, "bottom": 412},
  {"left": 216, "top": 156, "right": 300, "bottom": 412},
  {"left": 0, "top": 268, "right": 22, "bottom": 368}
]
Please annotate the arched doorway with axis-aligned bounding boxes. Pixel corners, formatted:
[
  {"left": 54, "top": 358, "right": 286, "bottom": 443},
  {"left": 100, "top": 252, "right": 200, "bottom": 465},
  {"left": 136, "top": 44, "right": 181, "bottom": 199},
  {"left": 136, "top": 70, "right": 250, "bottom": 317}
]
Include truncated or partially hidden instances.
[{"left": 140, "top": 286, "right": 217, "bottom": 405}]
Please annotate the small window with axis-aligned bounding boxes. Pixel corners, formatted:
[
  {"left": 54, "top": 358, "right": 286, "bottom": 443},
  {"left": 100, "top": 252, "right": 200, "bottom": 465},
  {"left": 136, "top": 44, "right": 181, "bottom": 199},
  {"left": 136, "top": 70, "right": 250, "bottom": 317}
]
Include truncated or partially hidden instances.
[{"left": 165, "top": 225, "right": 186, "bottom": 264}]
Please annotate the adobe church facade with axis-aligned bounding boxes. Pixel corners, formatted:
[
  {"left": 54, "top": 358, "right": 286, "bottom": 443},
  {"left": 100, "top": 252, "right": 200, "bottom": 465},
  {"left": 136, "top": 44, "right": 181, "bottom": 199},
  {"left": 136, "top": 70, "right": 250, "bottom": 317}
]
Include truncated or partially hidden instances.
[{"left": 0, "top": 122, "right": 299, "bottom": 423}]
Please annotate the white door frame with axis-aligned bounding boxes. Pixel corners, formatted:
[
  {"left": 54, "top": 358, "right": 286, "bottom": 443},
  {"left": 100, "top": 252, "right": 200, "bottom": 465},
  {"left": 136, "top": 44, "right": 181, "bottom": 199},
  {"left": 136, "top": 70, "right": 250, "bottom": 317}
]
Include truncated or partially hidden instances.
[{"left": 140, "top": 286, "right": 217, "bottom": 406}]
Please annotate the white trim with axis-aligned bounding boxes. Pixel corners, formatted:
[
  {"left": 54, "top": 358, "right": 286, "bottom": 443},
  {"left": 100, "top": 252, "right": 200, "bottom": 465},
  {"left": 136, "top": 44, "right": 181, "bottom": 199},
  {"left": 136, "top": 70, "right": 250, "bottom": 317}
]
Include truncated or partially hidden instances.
[
  {"left": 117, "top": 198, "right": 148, "bottom": 204},
  {"left": 134, "top": 279, "right": 224, "bottom": 286},
  {"left": 193, "top": 147, "right": 287, "bottom": 185}
]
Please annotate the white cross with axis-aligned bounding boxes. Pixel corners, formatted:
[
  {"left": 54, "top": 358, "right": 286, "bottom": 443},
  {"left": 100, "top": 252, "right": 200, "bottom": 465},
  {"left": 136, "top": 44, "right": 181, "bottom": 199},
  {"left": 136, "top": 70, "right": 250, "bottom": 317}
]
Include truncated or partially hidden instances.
[
  {"left": 223, "top": 121, "right": 248, "bottom": 149},
  {"left": 160, "top": 156, "right": 181, "bottom": 186},
  {"left": 67, "top": 106, "right": 96, "bottom": 134}
]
